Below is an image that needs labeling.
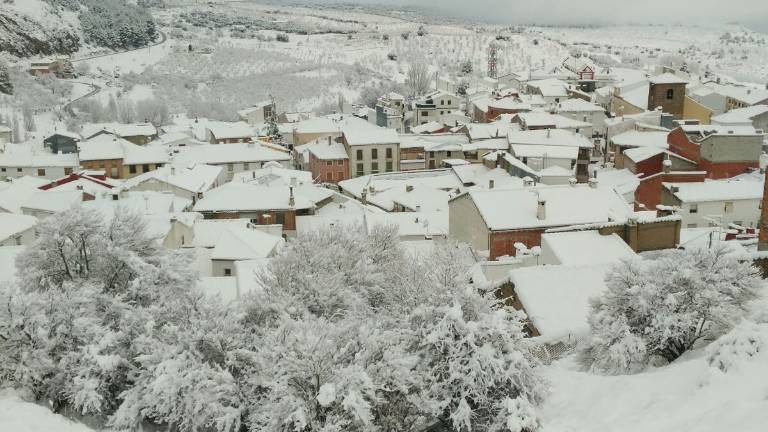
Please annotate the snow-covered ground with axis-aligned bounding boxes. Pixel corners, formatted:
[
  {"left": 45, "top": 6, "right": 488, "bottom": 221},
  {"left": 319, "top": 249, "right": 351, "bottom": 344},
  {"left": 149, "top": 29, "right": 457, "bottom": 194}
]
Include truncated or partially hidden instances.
[
  {"left": 541, "top": 327, "right": 768, "bottom": 432},
  {"left": 0, "top": 390, "right": 94, "bottom": 432}
]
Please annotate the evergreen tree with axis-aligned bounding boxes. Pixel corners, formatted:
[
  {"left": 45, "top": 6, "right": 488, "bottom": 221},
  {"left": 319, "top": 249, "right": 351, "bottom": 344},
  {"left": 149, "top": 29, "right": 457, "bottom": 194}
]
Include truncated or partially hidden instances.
[{"left": 0, "top": 60, "right": 12, "bottom": 95}]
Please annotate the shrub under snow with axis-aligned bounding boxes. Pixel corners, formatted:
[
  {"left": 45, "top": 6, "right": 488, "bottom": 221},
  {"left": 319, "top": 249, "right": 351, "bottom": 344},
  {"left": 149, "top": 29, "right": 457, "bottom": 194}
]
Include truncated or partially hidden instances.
[
  {"left": 0, "top": 217, "right": 547, "bottom": 432},
  {"left": 580, "top": 246, "right": 762, "bottom": 375}
]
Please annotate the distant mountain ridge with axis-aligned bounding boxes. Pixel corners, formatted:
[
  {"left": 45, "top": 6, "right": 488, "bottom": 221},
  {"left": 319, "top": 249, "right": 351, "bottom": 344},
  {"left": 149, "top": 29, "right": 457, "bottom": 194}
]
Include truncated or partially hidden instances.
[{"left": 0, "top": 1, "right": 80, "bottom": 57}]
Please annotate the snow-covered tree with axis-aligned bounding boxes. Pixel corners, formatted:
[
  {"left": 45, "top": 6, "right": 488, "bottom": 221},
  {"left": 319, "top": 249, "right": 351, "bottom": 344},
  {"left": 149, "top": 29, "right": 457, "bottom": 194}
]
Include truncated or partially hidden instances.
[
  {"left": 580, "top": 246, "right": 762, "bottom": 374},
  {"left": 22, "top": 103, "right": 36, "bottom": 132},
  {"left": 0, "top": 60, "right": 12, "bottom": 95},
  {"left": 406, "top": 61, "right": 431, "bottom": 97}
]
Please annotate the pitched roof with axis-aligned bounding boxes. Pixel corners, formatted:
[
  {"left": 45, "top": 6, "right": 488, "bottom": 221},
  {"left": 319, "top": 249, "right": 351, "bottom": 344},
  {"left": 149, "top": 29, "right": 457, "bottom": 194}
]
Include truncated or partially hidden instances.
[
  {"left": 610, "top": 130, "right": 669, "bottom": 149},
  {"left": 81, "top": 122, "right": 157, "bottom": 139},
  {"left": 206, "top": 121, "right": 254, "bottom": 140},
  {"left": 664, "top": 179, "right": 763, "bottom": 202},
  {"left": 122, "top": 163, "right": 222, "bottom": 193},
  {"left": 507, "top": 129, "right": 593, "bottom": 149},
  {"left": 78, "top": 134, "right": 169, "bottom": 164},
  {"left": 711, "top": 105, "right": 768, "bottom": 125},
  {"left": 211, "top": 228, "right": 283, "bottom": 260},
  {"left": 0, "top": 213, "right": 37, "bottom": 241},
  {"left": 172, "top": 143, "right": 290, "bottom": 165},
  {"left": 193, "top": 182, "right": 331, "bottom": 212},
  {"left": 462, "top": 184, "right": 630, "bottom": 231}
]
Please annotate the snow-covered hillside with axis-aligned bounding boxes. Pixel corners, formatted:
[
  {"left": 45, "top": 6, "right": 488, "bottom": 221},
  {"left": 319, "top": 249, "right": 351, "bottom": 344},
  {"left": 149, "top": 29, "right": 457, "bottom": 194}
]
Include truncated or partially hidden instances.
[{"left": 0, "top": 0, "right": 80, "bottom": 57}]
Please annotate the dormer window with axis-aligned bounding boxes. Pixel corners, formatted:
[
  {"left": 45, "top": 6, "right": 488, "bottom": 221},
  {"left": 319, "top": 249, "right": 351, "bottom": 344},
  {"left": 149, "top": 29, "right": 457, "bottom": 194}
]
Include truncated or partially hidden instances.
[{"left": 666, "top": 89, "right": 674, "bottom": 100}]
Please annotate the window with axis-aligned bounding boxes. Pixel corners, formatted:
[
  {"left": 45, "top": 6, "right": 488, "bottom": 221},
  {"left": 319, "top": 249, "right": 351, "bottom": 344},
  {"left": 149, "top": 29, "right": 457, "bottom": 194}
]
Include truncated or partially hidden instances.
[
  {"left": 421, "top": 111, "right": 429, "bottom": 117},
  {"left": 447, "top": 100, "right": 452, "bottom": 105},
  {"left": 129, "top": 165, "right": 137, "bottom": 174},
  {"left": 224, "top": 268, "right": 232, "bottom": 276},
  {"left": 243, "top": 162, "right": 250, "bottom": 170},
  {"left": 250, "top": 218, "right": 259, "bottom": 225},
  {"left": 666, "top": 89, "right": 674, "bottom": 100},
  {"left": 37, "top": 168, "right": 45, "bottom": 176},
  {"left": 356, "top": 163, "right": 364, "bottom": 177},
  {"left": 371, "top": 149, "right": 378, "bottom": 159},
  {"left": 356, "top": 149, "right": 363, "bottom": 159},
  {"left": 227, "top": 163, "right": 234, "bottom": 172},
  {"left": 142, "top": 164, "right": 150, "bottom": 173},
  {"left": 386, "top": 161, "right": 393, "bottom": 172},
  {"left": 64, "top": 168, "right": 73, "bottom": 175},
  {"left": 0, "top": 168, "right": 5, "bottom": 172},
  {"left": 371, "top": 162, "right": 379, "bottom": 173},
  {"left": 689, "top": 204, "right": 698, "bottom": 214},
  {"left": 446, "top": 151, "right": 452, "bottom": 157},
  {"left": 724, "top": 201, "right": 734, "bottom": 213},
  {"left": 110, "top": 167, "right": 118, "bottom": 178},
  {"left": 337, "top": 160, "right": 344, "bottom": 165},
  {"left": 338, "top": 171, "right": 344, "bottom": 179},
  {"left": 687, "top": 223, "right": 698, "bottom": 228},
  {"left": 441, "top": 100, "right": 445, "bottom": 105},
  {"left": 447, "top": 110, "right": 451, "bottom": 114},
  {"left": 386, "top": 148, "right": 393, "bottom": 159},
  {"left": 428, "top": 151, "right": 435, "bottom": 158},
  {"left": 156, "top": 163, "right": 164, "bottom": 168},
  {"left": 440, "top": 111, "right": 444, "bottom": 115},
  {"left": 326, "top": 172, "right": 333, "bottom": 181},
  {"left": 326, "top": 160, "right": 332, "bottom": 166},
  {"left": 275, "top": 213, "right": 285, "bottom": 225},
  {"left": 17, "top": 168, "right": 22, "bottom": 173}
]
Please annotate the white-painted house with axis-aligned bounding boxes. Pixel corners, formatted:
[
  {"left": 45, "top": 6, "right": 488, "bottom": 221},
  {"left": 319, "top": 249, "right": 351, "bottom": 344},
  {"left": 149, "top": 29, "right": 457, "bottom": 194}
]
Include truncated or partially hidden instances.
[{"left": 661, "top": 179, "right": 763, "bottom": 229}]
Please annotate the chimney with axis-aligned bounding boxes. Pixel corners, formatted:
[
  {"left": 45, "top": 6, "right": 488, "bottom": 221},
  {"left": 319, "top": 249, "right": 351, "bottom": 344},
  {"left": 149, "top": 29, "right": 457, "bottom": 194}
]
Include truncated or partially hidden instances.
[
  {"left": 328, "top": 135, "right": 332, "bottom": 145},
  {"left": 361, "top": 190, "right": 368, "bottom": 204},
  {"left": 546, "top": 128, "right": 551, "bottom": 138},
  {"left": 537, "top": 199, "right": 546, "bottom": 220},
  {"left": 496, "top": 152, "right": 502, "bottom": 168},
  {"left": 288, "top": 186, "right": 295, "bottom": 207},
  {"left": 663, "top": 157, "right": 672, "bottom": 174},
  {"left": 290, "top": 177, "right": 297, "bottom": 187},
  {"left": 415, "top": 205, "right": 421, "bottom": 212},
  {"left": 406, "top": 184, "right": 414, "bottom": 192},
  {"left": 170, "top": 166, "right": 176, "bottom": 175},
  {"left": 523, "top": 176, "right": 534, "bottom": 187},
  {"left": 489, "top": 179, "right": 495, "bottom": 189}
]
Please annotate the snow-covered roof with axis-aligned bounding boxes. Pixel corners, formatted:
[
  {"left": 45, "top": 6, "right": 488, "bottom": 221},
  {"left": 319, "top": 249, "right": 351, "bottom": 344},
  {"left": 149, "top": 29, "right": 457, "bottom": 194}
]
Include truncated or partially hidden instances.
[
  {"left": 664, "top": 179, "right": 763, "bottom": 203},
  {"left": 0, "top": 245, "right": 24, "bottom": 285},
  {"left": 410, "top": 121, "right": 444, "bottom": 134},
  {"left": 593, "top": 168, "right": 640, "bottom": 197},
  {"left": 0, "top": 177, "right": 50, "bottom": 213},
  {"left": 172, "top": 143, "right": 290, "bottom": 165},
  {"left": 616, "top": 79, "right": 650, "bottom": 110},
  {"left": 78, "top": 134, "right": 169, "bottom": 164},
  {"left": 526, "top": 78, "right": 570, "bottom": 98},
  {"left": 343, "top": 125, "right": 399, "bottom": 146},
  {"left": 0, "top": 147, "right": 78, "bottom": 168},
  {"left": 514, "top": 112, "right": 592, "bottom": 130},
  {"left": 20, "top": 190, "right": 82, "bottom": 214},
  {"left": 304, "top": 137, "right": 349, "bottom": 160},
  {"left": 81, "top": 122, "right": 157, "bottom": 139},
  {"left": 511, "top": 144, "right": 579, "bottom": 160},
  {"left": 122, "top": 163, "right": 222, "bottom": 194},
  {"left": 711, "top": 105, "right": 768, "bottom": 126},
  {"left": 232, "top": 163, "right": 314, "bottom": 187},
  {"left": 648, "top": 73, "right": 688, "bottom": 85},
  {"left": 710, "top": 83, "right": 768, "bottom": 105},
  {"left": 611, "top": 130, "right": 669, "bottom": 149},
  {"left": 556, "top": 98, "right": 604, "bottom": 113},
  {"left": 0, "top": 213, "right": 37, "bottom": 241},
  {"left": 679, "top": 124, "right": 759, "bottom": 138},
  {"left": 542, "top": 231, "right": 635, "bottom": 266},
  {"left": 399, "top": 133, "right": 470, "bottom": 150},
  {"left": 191, "top": 220, "right": 251, "bottom": 248},
  {"left": 462, "top": 122, "right": 520, "bottom": 141},
  {"left": 509, "top": 264, "right": 612, "bottom": 342},
  {"left": 483, "top": 151, "right": 541, "bottom": 180},
  {"left": 365, "top": 211, "right": 448, "bottom": 238},
  {"left": 623, "top": 146, "right": 666, "bottom": 163},
  {"left": 390, "top": 185, "right": 450, "bottom": 213},
  {"left": 193, "top": 182, "right": 331, "bottom": 213},
  {"left": 538, "top": 165, "right": 574, "bottom": 177},
  {"left": 237, "top": 101, "right": 272, "bottom": 117},
  {"left": 211, "top": 228, "right": 283, "bottom": 260},
  {"left": 487, "top": 98, "right": 531, "bottom": 111},
  {"left": 206, "top": 121, "right": 254, "bottom": 140},
  {"left": 463, "top": 184, "right": 630, "bottom": 231},
  {"left": 82, "top": 191, "right": 193, "bottom": 239},
  {"left": 339, "top": 169, "right": 462, "bottom": 212},
  {"left": 508, "top": 129, "right": 593, "bottom": 149}
]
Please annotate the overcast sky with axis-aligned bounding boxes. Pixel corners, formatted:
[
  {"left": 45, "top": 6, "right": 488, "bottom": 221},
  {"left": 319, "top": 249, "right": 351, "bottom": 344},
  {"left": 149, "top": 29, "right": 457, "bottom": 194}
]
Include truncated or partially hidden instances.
[{"left": 303, "top": 0, "right": 768, "bottom": 29}]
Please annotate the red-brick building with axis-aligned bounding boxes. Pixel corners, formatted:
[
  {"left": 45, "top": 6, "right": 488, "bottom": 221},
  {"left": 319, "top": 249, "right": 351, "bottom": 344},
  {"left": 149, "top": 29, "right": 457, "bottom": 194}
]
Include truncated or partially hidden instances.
[
  {"left": 667, "top": 125, "right": 762, "bottom": 179},
  {"left": 306, "top": 136, "right": 350, "bottom": 184}
]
